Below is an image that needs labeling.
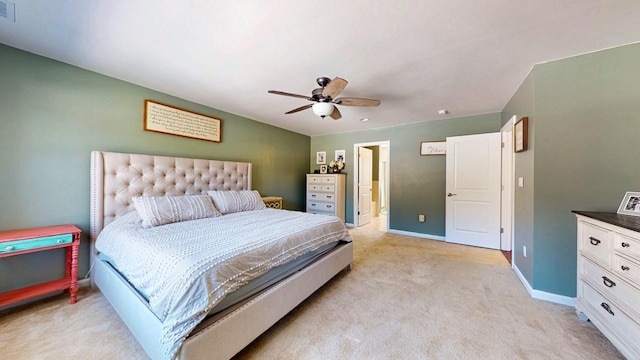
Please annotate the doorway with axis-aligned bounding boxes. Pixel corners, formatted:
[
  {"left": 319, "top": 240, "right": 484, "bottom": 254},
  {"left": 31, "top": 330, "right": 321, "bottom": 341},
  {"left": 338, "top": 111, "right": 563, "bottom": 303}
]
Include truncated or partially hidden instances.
[{"left": 353, "top": 141, "right": 390, "bottom": 231}]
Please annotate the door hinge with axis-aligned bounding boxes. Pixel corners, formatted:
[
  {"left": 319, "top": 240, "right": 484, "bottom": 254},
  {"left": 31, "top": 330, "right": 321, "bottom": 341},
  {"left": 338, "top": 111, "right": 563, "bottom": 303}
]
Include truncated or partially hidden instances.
[
  {"left": 500, "top": 228, "right": 504, "bottom": 234},
  {"left": 357, "top": 211, "right": 361, "bottom": 215},
  {"left": 501, "top": 142, "right": 505, "bottom": 148},
  {"left": 501, "top": 185, "right": 504, "bottom": 191}
]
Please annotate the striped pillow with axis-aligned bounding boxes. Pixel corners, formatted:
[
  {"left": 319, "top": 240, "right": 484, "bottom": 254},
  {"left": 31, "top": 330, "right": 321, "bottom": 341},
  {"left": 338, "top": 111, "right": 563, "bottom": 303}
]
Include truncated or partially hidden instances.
[
  {"left": 132, "top": 194, "right": 221, "bottom": 228},
  {"left": 207, "top": 190, "right": 266, "bottom": 214}
]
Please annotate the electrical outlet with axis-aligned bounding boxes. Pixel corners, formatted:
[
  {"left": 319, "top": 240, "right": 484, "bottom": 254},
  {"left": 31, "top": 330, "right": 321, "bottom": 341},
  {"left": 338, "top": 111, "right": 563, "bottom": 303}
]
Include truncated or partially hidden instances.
[
  {"left": 418, "top": 214, "right": 425, "bottom": 222},
  {"left": 523, "top": 245, "right": 527, "bottom": 257}
]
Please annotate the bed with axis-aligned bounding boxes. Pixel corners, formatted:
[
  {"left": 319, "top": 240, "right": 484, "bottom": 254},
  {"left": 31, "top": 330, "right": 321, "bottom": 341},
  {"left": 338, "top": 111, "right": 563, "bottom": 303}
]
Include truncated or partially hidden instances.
[{"left": 89, "top": 151, "right": 353, "bottom": 360}]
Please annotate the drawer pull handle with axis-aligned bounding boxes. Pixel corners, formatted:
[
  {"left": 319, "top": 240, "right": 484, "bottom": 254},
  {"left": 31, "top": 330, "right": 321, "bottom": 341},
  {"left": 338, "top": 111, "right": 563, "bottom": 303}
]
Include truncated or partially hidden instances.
[
  {"left": 600, "top": 302, "right": 615, "bottom": 316},
  {"left": 602, "top": 276, "right": 616, "bottom": 288},
  {"left": 5, "top": 246, "right": 15, "bottom": 251},
  {"left": 327, "top": 196, "right": 332, "bottom": 199},
  {"left": 57, "top": 239, "right": 64, "bottom": 244},
  {"left": 311, "top": 194, "right": 317, "bottom": 197},
  {"left": 621, "top": 265, "right": 630, "bottom": 271},
  {"left": 589, "top": 237, "right": 601, "bottom": 245},
  {"left": 621, "top": 242, "right": 630, "bottom": 248}
]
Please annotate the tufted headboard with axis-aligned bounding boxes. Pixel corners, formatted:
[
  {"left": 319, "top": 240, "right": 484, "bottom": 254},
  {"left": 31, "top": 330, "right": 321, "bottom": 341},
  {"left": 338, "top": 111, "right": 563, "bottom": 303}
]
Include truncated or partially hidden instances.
[{"left": 90, "top": 151, "right": 252, "bottom": 244}]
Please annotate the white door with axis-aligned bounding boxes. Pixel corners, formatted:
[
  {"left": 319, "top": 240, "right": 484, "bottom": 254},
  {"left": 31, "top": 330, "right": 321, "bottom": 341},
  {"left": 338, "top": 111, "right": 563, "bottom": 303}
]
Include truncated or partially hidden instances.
[
  {"left": 500, "top": 121, "right": 514, "bottom": 252},
  {"left": 358, "top": 147, "right": 373, "bottom": 226},
  {"left": 445, "top": 133, "right": 501, "bottom": 249}
]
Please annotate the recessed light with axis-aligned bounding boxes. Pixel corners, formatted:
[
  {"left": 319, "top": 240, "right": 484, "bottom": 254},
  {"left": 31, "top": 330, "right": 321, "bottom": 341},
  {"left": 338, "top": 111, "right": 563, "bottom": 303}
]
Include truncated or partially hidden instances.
[
  {"left": 438, "top": 109, "right": 448, "bottom": 115},
  {"left": 360, "top": 118, "right": 370, "bottom": 122}
]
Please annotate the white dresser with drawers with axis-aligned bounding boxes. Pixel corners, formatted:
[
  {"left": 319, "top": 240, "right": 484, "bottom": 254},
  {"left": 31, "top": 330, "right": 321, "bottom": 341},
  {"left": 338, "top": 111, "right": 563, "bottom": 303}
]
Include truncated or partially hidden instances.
[
  {"left": 306, "top": 174, "right": 346, "bottom": 222},
  {"left": 574, "top": 211, "right": 640, "bottom": 360}
]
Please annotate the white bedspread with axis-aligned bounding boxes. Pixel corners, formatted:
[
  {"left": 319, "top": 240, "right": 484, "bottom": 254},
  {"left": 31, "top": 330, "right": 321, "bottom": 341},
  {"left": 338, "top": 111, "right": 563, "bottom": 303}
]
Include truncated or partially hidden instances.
[{"left": 95, "top": 209, "right": 351, "bottom": 360}]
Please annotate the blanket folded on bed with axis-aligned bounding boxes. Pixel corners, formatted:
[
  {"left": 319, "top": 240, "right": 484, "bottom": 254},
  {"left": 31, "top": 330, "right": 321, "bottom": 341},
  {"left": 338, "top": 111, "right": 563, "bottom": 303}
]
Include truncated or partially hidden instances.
[{"left": 96, "top": 209, "right": 351, "bottom": 360}]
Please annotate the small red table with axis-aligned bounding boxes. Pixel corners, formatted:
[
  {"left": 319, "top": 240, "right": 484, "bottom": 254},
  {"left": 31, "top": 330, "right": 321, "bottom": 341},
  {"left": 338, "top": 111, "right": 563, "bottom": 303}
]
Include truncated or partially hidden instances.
[{"left": 0, "top": 224, "right": 81, "bottom": 306}]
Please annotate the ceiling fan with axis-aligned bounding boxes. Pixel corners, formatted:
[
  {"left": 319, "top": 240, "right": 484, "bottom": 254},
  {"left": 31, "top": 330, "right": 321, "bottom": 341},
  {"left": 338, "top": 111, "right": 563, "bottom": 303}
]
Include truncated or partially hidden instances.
[{"left": 268, "top": 77, "right": 381, "bottom": 120}]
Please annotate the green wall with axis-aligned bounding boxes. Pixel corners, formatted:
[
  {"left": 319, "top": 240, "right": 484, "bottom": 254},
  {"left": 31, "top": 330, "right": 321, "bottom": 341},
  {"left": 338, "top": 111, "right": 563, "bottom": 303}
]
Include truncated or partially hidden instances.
[
  {"left": 310, "top": 114, "right": 501, "bottom": 235},
  {"left": 502, "top": 43, "right": 640, "bottom": 297},
  {"left": 0, "top": 44, "right": 310, "bottom": 295}
]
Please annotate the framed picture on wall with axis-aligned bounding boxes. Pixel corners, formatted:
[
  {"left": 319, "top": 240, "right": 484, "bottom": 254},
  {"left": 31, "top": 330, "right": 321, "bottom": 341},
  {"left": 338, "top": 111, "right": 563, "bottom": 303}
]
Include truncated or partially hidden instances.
[
  {"left": 316, "top": 151, "right": 326, "bottom": 164},
  {"left": 617, "top": 191, "right": 640, "bottom": 217},
  {"left": 420, "top": 141, "right": 446, "bottom": 155},
  {"left": 335, "top": 149, "right": 346, "bottom": 162},
  {"left": 514, "top": 117, "right": 528, "bottom": 152}
]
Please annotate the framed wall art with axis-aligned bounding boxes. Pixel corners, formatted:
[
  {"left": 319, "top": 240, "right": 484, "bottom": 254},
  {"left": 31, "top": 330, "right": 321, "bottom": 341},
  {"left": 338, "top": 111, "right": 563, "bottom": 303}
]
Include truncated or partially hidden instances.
[
  {"left": 144, "top": 100, "right": 221, "bottom": 142},
  {"left": 316, "top": 151, "right": 326, "bottom": 164},
  {"left": 420, "top": 141, "right": 446, "bottom": 155},
  {"left": 514, "top": 117, "right": 528, "bottom": 152},
  {"left": 617, "top": 191, "right": 640, "bottom": 217}
]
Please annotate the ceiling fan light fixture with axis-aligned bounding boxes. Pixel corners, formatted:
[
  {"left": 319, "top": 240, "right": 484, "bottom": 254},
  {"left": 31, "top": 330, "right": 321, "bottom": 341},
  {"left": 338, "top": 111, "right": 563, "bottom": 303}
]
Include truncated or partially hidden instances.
[{"left": 312, "top": 102, "right": 335, "bottom": 118}]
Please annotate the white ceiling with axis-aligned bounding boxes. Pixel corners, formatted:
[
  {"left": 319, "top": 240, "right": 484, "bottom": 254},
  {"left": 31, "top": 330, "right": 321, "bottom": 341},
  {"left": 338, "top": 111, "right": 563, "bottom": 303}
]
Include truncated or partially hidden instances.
[{"left": 2, "top": 1, "right": 640, "bottom": 136}]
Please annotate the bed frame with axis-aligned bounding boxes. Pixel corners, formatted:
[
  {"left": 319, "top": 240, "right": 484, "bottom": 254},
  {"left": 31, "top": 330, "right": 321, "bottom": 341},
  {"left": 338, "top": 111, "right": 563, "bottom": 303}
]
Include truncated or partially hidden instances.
[{"left": 89, "top": 151, "right": 353, "bottom": 360}]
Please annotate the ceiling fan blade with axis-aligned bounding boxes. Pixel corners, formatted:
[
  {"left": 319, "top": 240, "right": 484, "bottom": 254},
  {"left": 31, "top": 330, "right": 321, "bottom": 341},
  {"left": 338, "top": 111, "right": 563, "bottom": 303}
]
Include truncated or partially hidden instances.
[
  {"left": 285, "top": 104, "right": 313, "bottom": 114},
  {"left": 322, "top": 77, "right": 348, "bottom": 99},
  {"left": 330, "top": 106, "right": 342, "bottom": 120},
  {"left": 268, "top": 90, "right": 309, "bottom": 99},
  {"left": 335, "top": 97, "right": 381, "bottom": 107}
]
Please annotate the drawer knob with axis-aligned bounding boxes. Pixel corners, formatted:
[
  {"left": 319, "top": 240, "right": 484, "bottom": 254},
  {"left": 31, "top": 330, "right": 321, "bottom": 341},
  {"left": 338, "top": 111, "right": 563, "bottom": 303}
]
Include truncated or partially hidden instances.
[
  {"left": 621, "top": 265, "right": 630, "bottom": 271},
  {"left": 602, "top": 276, "right": 616, "bottom": 288},
  {"left": 327, "top": 195, "right": 332, "bottom": 199},
  {"left": 600, "top": 302, "right": 615, "bottom": 316},
  {"left": 589, "top": 237, "right": 601, "bottom": 246},
  {"left": 621, "top": 242, "right": 630, "bottom": 248},
  {"left": 5, "top": 246, "right": 14, "bottom": 251}
]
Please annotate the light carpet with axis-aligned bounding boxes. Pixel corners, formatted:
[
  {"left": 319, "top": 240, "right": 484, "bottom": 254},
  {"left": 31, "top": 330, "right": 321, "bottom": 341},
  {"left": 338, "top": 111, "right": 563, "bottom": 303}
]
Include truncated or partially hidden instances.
[{"left": 0, "top": 227, "right": 622, "bottom": 359}]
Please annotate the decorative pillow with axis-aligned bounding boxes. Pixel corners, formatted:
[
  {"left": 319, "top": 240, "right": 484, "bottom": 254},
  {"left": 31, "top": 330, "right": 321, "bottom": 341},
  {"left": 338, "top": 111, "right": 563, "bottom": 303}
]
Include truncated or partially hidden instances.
[
  {"left": 207, "top": 190, "right": 266, "bottom": 214},
  {"left": 132, "top": 194, "right": 221, "bottom": 228}
]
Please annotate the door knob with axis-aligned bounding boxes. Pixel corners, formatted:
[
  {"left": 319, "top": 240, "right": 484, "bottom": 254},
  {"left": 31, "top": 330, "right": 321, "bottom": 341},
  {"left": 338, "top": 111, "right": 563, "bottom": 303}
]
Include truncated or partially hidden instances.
[{"left": 447, "top": 193, "right": 457, "bottom": 197}]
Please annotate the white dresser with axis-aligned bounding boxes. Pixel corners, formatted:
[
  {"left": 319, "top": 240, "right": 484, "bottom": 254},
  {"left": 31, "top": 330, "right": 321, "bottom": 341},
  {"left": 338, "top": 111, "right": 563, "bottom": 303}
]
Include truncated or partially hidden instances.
[
  {"left": 306, "top": 174, "right": 346, "bottom": 222},
  {"left": 574, "top": 211, "right": 640, "bottom": 360}
]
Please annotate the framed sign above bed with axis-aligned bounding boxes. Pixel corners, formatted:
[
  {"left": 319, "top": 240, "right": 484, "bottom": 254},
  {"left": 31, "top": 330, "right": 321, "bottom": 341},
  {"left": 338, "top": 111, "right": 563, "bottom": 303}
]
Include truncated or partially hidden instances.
[{"left": 144, "top": 100, "right": 222, "bottom": 142}]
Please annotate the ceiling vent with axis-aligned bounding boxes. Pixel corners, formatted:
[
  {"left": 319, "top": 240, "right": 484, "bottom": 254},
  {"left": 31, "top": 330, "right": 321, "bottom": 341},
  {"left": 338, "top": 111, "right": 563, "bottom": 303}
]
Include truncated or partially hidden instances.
[{"left": 0, "top": 1, "right": 16, "bottom": 23}]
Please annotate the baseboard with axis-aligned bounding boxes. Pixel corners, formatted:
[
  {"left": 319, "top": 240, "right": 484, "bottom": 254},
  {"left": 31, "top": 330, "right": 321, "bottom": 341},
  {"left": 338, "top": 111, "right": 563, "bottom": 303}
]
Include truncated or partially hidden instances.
[
  {"left": 78, "top": 278, "right": 91, "bottom": 288},
  {"left": 512, "top": 264, "right": 575, "bottom": 307},
  {"left": 387, "top": 229, "right": 445, "bottom": 241}
]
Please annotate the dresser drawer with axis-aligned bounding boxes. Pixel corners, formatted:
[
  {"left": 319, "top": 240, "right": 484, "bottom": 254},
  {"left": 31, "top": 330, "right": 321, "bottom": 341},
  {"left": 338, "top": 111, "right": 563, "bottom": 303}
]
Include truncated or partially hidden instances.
[
  {"left": 307, "top": 201, "right": 336, "bottom": 213},
  {"left": 579, "top": 221, "right": 612, "bottom": 265},
  {"left": 308, "top": 184, "right": 335, "bottom": 192},
  {"left": 613, "top": 254, "right": 640, "bottom": 287},
  {"left": 308, "top": 176, "right": 336, "bottom": 185},
  {"left": 581, "top": 256, "right": 640, "bottom": 315},
  {"left": 616, "top": 233, "right": 640, "bottom": 260},
  {"left": 581, "top": 282, "right": 640, "bottom": 346},
  {"left": 308, "top": 193, "right": 336, "bottom": 202},
  {"left": 0, "top": 233, "right": 73, "bottom": 254}
]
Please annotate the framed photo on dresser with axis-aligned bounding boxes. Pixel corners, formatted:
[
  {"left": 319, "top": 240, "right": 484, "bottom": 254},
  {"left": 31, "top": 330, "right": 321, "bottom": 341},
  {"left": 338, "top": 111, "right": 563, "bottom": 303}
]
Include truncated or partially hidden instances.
[{"left": 617, "top": 191, "right": 640, "bottom": 216}]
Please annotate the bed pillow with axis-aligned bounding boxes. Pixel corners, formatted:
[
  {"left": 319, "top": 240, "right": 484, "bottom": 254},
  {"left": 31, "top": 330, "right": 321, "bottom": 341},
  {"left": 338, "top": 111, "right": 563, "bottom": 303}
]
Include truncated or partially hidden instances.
[
  {"left": 132, "top": 194, "right": 221, "bottom": 228},
  {"left": 207, "top": 190, "right": 266, "bottom": 214}
]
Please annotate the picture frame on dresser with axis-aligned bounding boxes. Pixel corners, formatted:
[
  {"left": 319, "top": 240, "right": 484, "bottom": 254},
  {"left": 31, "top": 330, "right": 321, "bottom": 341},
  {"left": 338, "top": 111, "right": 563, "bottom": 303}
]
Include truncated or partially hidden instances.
[
  {"left": 617, "top": 191, "right": 640, "bottom": 216},
  {"left": 320, "top": 165, "right": 328, "bottom": 174}
]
